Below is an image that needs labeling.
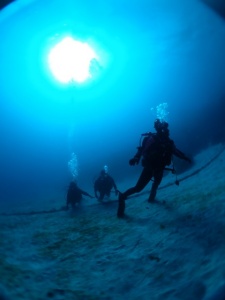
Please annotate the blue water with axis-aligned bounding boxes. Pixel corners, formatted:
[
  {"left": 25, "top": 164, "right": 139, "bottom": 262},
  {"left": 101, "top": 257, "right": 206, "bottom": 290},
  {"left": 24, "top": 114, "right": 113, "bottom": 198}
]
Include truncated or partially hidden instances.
[{"left": 0, "top": 0, "right": 225, "bottom": 205}]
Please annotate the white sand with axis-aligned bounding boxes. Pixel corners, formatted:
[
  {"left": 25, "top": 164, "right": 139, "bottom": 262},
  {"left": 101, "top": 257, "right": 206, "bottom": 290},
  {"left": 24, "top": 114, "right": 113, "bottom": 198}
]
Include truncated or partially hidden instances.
[{"left": 0, "top": 143, "right": 225, "bottom": 300}]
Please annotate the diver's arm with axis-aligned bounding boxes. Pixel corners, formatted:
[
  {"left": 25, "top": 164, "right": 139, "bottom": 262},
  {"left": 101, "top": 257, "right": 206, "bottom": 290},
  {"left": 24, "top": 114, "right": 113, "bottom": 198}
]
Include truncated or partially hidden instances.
[
  {"left": 112, "top": 178, "right": 118, "bottom": 192},
  {"left": 173, "top": 146, "right": 191, "bottom": 163},
  {"left": 94, "top": 188, "right": 98, "bottom": 198},
  {"left": 94, "top": 181, "right": 98, "bottom": 198},
  {"left": 129, "top": 135, "right": 154, "bottom": 165},
  {"left": 81, "top": 190, "right": 95, "bottom": 198}
]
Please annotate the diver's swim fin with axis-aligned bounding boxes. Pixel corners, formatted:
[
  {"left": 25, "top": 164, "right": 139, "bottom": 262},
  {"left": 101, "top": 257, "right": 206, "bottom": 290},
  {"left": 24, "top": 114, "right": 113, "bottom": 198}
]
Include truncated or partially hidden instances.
[{"left": 117, "top": 192, "right": 125, "bottom": 218}]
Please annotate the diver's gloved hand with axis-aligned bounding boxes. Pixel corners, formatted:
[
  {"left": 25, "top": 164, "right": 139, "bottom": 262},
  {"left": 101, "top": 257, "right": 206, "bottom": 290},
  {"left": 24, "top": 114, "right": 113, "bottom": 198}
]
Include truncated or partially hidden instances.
[{"left": 129, "top": 157, "right": 139, "bottom": 166}]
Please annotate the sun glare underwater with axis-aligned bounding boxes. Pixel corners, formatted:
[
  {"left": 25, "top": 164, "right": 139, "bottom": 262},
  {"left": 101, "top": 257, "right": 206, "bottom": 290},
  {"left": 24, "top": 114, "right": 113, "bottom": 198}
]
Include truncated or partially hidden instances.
[{"left": 48, "top": 36, "right": 99, "bottom": 84}]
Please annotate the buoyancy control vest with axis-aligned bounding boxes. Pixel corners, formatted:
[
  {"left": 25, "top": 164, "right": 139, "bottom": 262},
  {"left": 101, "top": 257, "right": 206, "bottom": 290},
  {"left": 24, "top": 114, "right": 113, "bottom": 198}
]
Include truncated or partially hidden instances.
[{"left": 141, "top": 133, "right": 174, "bottom": 168}]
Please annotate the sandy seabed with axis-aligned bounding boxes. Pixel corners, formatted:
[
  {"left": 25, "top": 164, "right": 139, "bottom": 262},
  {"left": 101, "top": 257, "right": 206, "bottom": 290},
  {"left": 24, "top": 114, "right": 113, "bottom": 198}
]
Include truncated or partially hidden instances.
[{"left": 0, "top": 143, "right": 225, "bottom": 300}]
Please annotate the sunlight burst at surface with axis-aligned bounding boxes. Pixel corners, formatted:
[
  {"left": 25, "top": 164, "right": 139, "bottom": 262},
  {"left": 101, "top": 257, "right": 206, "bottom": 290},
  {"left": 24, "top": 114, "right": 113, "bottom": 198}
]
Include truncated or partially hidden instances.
[{"left": 48, "top": 36, "right": 99, "bottom": 84}]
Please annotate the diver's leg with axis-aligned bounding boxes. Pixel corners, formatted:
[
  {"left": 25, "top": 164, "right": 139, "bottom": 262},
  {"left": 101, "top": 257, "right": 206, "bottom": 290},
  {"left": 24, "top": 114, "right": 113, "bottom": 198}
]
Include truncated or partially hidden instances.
[
  {"left": 148, "top": 169, "right": 164, "bottom": 203},
  {"left": 117, "top": 168, "right": 153, "bottom": 218},
  {"left": 98, "top": 191, "right": 104, "bottom": 202},
  {"left": 123, "top": 167, "right": 153, "bottom": 199},
  {"left": 105, "top": 191, "right": 111, "bottom": 200}
]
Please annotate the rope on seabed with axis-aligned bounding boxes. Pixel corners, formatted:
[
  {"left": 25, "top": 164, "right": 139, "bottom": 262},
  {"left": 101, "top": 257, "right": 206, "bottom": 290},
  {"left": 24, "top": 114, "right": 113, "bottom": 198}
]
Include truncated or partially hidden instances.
[
  {"left": 159, "top": 144, "right": 225, "bottom": 190},
  {"left": 1, "top": 144, "right": 225, "bottom": 217}
]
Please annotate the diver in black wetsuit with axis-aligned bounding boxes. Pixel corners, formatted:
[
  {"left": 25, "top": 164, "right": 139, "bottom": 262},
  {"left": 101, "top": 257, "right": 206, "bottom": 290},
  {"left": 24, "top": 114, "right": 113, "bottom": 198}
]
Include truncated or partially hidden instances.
[
  {"left": 117, "top": 119, "right": 191, "bottom": 218},
  {"left": 66, "top": 181, "right": 94, "bottom": 209},
  {"left": 94, "top": 169, "right": 118, "bottom": 202}
]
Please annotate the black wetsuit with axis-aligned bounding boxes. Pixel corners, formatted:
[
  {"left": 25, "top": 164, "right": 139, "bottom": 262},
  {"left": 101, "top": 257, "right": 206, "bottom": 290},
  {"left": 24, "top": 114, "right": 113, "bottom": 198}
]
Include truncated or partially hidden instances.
[
  {"left": 94, "top": 174, "right": 117, "bottom": 201},
  {"left": 122, "top": 132, "right": 190, "bottom": 202},
  {"left": 67, "top": 182, "right": 92, "bottom": 208}
]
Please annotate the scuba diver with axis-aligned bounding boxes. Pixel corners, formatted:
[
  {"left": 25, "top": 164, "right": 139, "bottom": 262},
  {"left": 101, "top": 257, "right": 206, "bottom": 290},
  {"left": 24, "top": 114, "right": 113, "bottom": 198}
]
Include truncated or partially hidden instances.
[
  {"left": 94, "top": 168, "right": 118, "bottom": 202},
  {"left": 66, "top": 181, "right": 94, "bottom": 209},
  {"left": 117, "top": 119, "right": 192, "bottom": 218}
]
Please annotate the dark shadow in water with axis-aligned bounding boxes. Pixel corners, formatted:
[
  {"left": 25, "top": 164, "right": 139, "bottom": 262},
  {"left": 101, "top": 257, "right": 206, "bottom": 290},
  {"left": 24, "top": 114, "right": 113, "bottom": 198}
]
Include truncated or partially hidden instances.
[{"left": 201, "top": 0, "right": 225, "bottom": 19}]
